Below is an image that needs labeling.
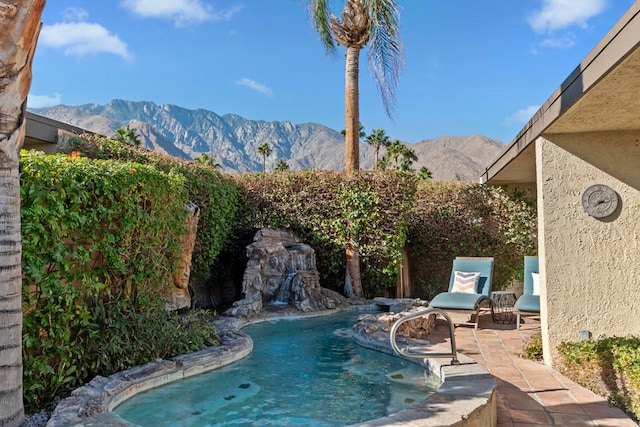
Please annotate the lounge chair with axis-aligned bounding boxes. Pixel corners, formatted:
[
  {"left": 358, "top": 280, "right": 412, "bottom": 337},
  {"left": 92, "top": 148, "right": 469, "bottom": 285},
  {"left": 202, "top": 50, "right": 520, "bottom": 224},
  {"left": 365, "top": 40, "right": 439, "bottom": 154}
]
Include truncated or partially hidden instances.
[
  {"left": 514, "top": 256, "right": 539, "bottom": 329},
  {"left": 429, "top": 257, "right": 494, "bottom": 329}
]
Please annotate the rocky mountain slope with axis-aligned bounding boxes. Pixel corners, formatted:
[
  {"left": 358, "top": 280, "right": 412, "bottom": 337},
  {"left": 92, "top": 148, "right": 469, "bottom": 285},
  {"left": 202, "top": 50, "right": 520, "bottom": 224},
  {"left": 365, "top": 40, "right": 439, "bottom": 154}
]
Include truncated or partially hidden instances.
[{"left": 30, "top": 99, "right": 505, "bottom": 181}]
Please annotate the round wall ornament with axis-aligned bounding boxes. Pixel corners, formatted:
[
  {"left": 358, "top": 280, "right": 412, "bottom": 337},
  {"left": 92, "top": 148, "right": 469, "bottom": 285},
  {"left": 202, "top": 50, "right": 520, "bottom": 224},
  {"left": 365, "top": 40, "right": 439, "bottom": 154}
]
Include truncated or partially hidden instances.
[{"left": 581, "top": 184, "right": 618, "bottom": 218}]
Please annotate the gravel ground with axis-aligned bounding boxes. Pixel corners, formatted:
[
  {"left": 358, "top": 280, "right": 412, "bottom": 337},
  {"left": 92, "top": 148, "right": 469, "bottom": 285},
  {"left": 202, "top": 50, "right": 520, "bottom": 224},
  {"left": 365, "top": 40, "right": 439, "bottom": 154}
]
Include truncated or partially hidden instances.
[{"left": 24, "top": 410, "right": 50, "bottom": 427}]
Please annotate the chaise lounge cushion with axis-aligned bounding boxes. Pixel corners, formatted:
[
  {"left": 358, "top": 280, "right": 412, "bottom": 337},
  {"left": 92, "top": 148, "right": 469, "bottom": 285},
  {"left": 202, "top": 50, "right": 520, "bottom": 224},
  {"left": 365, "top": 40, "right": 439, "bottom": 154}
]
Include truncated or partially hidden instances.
[
  {"left": 515, "top": 294, "right": 539, "bottom": 313},
  {"left": 430, "top": 292, "right": 488, "bottom": 310}
]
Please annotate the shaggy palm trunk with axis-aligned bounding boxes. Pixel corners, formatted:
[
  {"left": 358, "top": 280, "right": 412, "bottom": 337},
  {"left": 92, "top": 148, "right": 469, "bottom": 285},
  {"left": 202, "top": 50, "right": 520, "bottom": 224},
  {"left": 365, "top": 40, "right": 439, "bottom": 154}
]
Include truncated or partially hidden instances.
[
  {"left": 0, "top": 1, "right": 45, "bottom": 425},
  {"left": 344, "top": 45, "right": 363, "bottom": 298},
  {"left": 0, "top": 170, "right": 23, "bottom": 427},
  {"left": 344, "top": 45, "right": 360, "bottom": 174}
]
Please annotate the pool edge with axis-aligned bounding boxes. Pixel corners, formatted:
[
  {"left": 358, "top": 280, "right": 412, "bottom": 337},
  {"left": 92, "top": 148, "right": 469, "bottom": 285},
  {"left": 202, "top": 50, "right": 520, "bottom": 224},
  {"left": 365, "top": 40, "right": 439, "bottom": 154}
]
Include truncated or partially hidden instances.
[{"left": 45, "top": 306, "right": 496, "bottom": 427}]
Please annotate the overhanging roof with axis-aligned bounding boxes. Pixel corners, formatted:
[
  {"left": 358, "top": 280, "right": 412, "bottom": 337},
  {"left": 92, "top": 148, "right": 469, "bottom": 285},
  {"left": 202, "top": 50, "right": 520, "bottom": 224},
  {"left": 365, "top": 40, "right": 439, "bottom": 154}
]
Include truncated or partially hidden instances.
[
  {"left": 481, "top": 2, "right": 640, "bottom": 185},
  {"left": 25, "top": 111, "right": 89, "bottom": 145}
]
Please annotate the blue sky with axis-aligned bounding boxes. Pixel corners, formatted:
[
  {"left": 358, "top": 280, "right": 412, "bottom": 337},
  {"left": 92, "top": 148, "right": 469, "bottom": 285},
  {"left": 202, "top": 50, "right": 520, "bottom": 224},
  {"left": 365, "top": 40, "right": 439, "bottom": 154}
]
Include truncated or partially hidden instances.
[{"left": 29, "top": 0, "right": 636, "bottom": 144}]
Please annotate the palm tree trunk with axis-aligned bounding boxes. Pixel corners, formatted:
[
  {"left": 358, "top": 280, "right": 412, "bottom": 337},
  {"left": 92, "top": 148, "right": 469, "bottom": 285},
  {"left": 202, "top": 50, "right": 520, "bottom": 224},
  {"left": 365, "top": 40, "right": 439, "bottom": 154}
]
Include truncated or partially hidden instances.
[
  {"left": 0, "top": 1, "right": 45, "bottom": 425},
  {"left": 374, "top": 145, "right": 379, "bottom": 170},
  {"left": 0, "top": 169, "right": 23, "bottom": 427},
  {"left": 343, "top": 45, "right": 364, "bottom": 297},
  {"left": 344, "top": 45, "right": 360, "bottom": 174}
]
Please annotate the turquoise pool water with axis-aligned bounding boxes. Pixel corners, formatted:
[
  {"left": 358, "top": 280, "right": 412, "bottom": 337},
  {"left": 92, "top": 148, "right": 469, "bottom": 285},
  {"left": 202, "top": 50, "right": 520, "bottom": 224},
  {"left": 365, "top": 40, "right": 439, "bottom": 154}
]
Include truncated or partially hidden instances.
[{"left": 114, "top": 310, "right": 439, "bottom": 426}]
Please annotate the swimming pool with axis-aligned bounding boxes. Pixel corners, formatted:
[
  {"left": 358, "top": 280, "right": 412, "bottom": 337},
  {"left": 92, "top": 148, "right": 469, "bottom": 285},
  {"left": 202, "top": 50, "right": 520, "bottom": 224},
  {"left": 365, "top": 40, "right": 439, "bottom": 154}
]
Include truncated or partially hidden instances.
[{"left": 114, "top": 310, "right": 440, "bottom": 426}]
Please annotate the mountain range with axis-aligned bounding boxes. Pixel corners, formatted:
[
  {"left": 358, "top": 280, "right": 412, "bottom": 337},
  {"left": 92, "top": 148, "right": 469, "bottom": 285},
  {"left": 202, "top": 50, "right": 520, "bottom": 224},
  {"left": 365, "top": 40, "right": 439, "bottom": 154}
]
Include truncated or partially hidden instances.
[{"left": 30, "top": 99, "right": 505, "bottom": 181}]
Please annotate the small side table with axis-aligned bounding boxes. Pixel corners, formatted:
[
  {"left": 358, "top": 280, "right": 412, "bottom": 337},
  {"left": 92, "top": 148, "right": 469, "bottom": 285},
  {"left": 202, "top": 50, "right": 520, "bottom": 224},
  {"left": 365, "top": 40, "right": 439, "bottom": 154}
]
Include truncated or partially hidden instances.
[{"left": 491, "top": 291, "right": 517, "bottom": 324}]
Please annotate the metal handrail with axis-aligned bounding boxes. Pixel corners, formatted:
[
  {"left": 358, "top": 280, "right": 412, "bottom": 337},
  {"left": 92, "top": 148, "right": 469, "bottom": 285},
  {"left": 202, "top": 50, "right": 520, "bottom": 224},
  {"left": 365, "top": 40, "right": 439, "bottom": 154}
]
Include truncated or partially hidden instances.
[{"left": 389, "top": 308, "right": 459, "bottom": 365}]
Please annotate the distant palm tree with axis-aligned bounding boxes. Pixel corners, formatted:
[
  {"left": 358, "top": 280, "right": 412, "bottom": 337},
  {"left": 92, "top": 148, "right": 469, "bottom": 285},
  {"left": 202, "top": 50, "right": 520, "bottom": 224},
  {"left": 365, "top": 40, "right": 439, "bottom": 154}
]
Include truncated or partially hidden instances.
[
  {"left": 113, "top": 125, "right": 141, "bottom": 146},
  {"left": 399, "top": 145, "right": 418, "bottom": 171},
  {"left": 274, "top": 158, "right": 290, "bottom": 172},
  {"left": 385, "top": 139, "right": 404, "bottom": 168},
  {"left": 385, "top": 139, "right": 418, "bottom": 170},
  {"left": 418, "top": 166, "right": 433, "bottom": 181},
  {"left": 0, "top": 2, "right": 45, "bottom": 426},
  {"left": 257, "top": 142, "right": 273, "bottom": 174},
  {"left": 194, "top": 153, "right": 221, "bottom": 169},
  {"left": 365, "top": 128, "right": 390, "bottom": 169},
  {"left": 305, "top": 0, "right": 404, "bottom": 297}
]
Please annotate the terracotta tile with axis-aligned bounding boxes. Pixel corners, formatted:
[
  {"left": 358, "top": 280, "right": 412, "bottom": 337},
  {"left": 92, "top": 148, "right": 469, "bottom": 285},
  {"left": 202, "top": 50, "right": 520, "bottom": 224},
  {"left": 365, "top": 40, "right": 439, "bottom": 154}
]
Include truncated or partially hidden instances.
[
  {"left": 535, "top": 390, "right": 579, "bottom": 406},
  {"left": 583, "top": 402, "right": 634, "bottom": 419},
  {"left": 511, "top": 423, "right": 553, "bottom": 427},
  {"left": 549, "top": 413, "right": 597, "bottom": 425},
  {"left": 590, "top": 417, "right": 638, "bottom": 427},
  {"left": 441, "top": 320, "right": 637, "bottom": 425},
  {"left": 498, "top": 407, "right": 512, "bottom": 422},
  {"left": 542, "top": 402, "right": 589, "bottom": 416},
  {"left": 509, "top": 408, "right": 553, "bottom": 424},
  {"left": 501, "top": 392, "right": 546, "bottom": 412}
]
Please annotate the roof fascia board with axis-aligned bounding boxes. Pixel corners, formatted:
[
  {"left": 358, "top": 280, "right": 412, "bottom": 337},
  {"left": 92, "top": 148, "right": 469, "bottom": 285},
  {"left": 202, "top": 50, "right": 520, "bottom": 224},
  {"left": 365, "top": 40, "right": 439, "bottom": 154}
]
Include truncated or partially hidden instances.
[{"left": 481, "top": 2, "right": 640, "bottom": 184}]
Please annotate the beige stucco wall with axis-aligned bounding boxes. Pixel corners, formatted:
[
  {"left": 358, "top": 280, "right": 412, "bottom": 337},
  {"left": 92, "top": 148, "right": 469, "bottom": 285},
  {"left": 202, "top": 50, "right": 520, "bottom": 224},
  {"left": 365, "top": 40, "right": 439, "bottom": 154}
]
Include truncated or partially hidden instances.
[{"left": 536, "top": 133, "right": 640, "bottom": 366}]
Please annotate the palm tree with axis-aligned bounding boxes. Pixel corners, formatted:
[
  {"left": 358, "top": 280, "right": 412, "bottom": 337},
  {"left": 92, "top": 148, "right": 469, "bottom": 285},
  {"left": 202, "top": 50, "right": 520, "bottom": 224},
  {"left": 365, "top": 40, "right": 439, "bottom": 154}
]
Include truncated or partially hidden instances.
[
  {"left": 305, "top": 0, "right": 404, "bottom": 297},
  {"left": 306, "top": 0, "right": 403, "bottom": 174},
  {"left": 257, "top": 142, "right": 273, "bottom": 174},
  {"left": 365, "top": 128, "right": 390, "bottom": 169},
  {"left": 399, "top": 145, "right": 418, "bottom": 171},
  {"left": 418, "top": 166, "right": 433, "bottom": 181},
  {"left": 385, "top": 139, "right": 418, "bottom": 170},
  {"left": 274, "top": 159, "right": 290, "bottom": 172},
  {"left": 0, "top": 2, "right": 45, "bottom": 425},
  {"left": 113, "top": 125, "right": 141, "bottom": 146},
  {"left": 194, "top": 153, "right": 221, "bottom": 169},
  {"left": 385, "top": 139, "right": 403, "bottom": 169}
]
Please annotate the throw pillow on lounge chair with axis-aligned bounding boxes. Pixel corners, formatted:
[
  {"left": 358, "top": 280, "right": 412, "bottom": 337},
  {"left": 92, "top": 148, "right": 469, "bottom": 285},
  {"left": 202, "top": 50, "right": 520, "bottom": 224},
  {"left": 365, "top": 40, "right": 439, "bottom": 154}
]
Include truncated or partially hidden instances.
[{"left": 430, "top": 257, "right": 494, "bottom": 329}]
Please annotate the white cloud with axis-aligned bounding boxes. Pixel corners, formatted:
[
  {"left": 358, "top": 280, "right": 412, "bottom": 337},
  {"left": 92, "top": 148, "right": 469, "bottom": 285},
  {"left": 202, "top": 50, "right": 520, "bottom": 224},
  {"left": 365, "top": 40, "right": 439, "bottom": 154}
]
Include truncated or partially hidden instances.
[
  {"left": 540, "top": 34, "right": 576, "bottom": 50},
  {"left": 28, "top": 93, "right": 63, "bottom": 108},
  {"left": 61, "top": 7, "right": 89, "bottom": 22},
  {"left": 40, "top": 9, "right": 131, "bottom": 60},
  {"left": 528, "top": 0, "right": 608, "bottom": 33},
  {"left": 235, "top": 78, "right": 274, "bottom": 97},
  {"left": 504, "top": 105, "right": 540, "bottom": 126},
  {"left": 121, "top": 0, "right": 242, "bottom": 27}
]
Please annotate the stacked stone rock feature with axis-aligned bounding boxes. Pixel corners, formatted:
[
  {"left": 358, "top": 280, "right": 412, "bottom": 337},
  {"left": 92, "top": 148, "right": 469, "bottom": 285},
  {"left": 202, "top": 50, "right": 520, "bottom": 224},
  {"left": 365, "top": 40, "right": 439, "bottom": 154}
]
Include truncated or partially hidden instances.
[
  {"left": 351, "top": 299, "right": 435, "bottom": 354},
  {"left": 225, "top": 228, "right": 346, "bottom": 319},
  {"left": 168, "top": 202, "right": 199, "bottom": 311}
]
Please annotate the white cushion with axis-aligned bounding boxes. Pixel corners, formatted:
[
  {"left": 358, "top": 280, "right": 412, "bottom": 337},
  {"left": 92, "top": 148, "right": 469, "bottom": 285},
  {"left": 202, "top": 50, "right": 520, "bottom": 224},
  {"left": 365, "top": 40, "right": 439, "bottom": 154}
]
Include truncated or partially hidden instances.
[
  {"left": 531, "top": 272, "right": 540, "bottom": 296},
  {"left": 451, "top": 271, "right": 480, "bottom": 294}
]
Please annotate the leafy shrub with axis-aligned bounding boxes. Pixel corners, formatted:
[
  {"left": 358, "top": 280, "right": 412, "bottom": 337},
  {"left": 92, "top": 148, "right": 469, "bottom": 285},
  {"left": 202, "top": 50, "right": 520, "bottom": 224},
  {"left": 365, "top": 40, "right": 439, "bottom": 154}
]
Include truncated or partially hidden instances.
[
  {"left": 20, "top": 151, "right": 218, "bottom": 410},
  {"left": 522, "top": 332, "right": 543, "bottom": 360},
  {"left": 408, "top": 182, "right": 537, "bottom": 298},
  {"left": 62, "top": 135, "right": 241, "bottom": 296},
  {"left": 558, "top": 336, "right": 640, "bottom": 422}
]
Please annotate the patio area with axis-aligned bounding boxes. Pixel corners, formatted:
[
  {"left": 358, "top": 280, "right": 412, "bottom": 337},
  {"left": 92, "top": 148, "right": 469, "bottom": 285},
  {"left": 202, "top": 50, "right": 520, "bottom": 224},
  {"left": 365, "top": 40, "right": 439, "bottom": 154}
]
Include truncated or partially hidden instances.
[{"left": 428, "top": 313, "right": 637, "bottom": 426}]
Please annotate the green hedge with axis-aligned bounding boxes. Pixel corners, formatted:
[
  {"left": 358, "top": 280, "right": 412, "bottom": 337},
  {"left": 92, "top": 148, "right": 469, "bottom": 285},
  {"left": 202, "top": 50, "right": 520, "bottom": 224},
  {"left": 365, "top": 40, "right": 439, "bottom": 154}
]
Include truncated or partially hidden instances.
[
  {"left": 559, "top": 336, "right": 640, "bottom": 422},
  {"left": 62, "top": 135, "right": 241, "bottom": 298},
  {"left": 229, "top": 170, "right": 417, "bottom": 296},
  {"left": 226, "top": 172, "right": 536, "bottom": 299},
  {"left": 20, "top": 151, "right": 217, "bottom": 410},
  {"left": 408, "top": 182, "right": 537, "bottom": 298}
]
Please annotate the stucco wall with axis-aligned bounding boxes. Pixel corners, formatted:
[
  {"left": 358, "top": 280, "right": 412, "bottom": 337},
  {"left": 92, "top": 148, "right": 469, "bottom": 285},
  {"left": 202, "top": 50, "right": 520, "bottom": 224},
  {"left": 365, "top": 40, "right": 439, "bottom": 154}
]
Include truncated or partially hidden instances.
[{"left": 536, "top": 133, "right": 640, "bottom": 366}]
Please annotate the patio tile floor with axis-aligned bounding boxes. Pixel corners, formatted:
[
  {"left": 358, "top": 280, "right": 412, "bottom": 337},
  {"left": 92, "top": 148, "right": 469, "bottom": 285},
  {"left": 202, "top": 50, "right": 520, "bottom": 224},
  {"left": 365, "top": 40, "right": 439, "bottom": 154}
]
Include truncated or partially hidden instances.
[{"left": 427, "top": 313, "right": 637, "bottom": 426}]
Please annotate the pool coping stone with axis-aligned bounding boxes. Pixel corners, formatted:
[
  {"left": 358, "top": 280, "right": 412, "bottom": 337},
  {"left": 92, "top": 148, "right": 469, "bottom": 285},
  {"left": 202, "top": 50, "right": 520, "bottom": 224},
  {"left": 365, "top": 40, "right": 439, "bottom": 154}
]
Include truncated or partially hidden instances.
[{"left": 45, "top": 302, "right": 496, "bottom": 427}]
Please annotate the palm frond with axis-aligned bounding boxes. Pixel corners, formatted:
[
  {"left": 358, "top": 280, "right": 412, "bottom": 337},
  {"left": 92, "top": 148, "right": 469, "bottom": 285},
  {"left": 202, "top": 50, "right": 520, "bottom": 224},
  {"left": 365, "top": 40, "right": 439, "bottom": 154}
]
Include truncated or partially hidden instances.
[
  {"left": 305, "top": 0, "right": 337, "bottom": 54},
  {"left": 364, "top": 0, "right": 404, "bottom": 118}
]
